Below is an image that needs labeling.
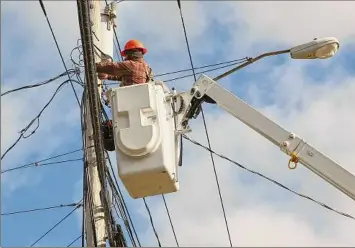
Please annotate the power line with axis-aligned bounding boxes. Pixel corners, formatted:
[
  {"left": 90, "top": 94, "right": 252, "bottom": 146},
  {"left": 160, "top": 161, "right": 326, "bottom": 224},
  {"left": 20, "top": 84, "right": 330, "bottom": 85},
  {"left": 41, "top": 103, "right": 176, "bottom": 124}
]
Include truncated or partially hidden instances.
[
  {"left": 1, "top": 79, "right": 83, "bottom": 161},
  {"left": 66, "top": 235, "right": 82, "bottom": 247},
  {"left": 1, "top": 69, "right": 79, "bottom": 97},
  {"left": 176, "top": 1, "right": 233, "bottom": 247},
  {"left": 104, "top": 58, "right": 248, "bottom": 86},
  {"left": 161, "top": 194, "right": 179, "bottom": 247},
  {"left": 2, "top": 202, "right": 80, "bottom": 216},
  {"left": 77, "top": 0, "right": 115, "bottom": 245},
  {"left": 1, "top": 146, "right": 90, "bottom": 174},
  {"left": 30, "top": 200, "right": 83, "bottom": 247},
  {"left": 183, "top": 135, "right": 355, "bottom": 221},
  {"left": 156, "top": 58, "right": 247, "bottom": 77},
  {"left": 105, "top": 149, "right": 141, "bottom": 247},
  {"left": 143, "top": 198, "right": 162, "bottom": 247},
  {"left": 38, "top": 0, "right": 81, "bottom": 107},
  {"left": 163, "top": 59, "right": 246, "bottom": 83},
  {"left": 2, "top": 158, "right": 83, "bottom": 174},
  {"left": 81, "top": 88, "right": 99, "bottom": 247}
]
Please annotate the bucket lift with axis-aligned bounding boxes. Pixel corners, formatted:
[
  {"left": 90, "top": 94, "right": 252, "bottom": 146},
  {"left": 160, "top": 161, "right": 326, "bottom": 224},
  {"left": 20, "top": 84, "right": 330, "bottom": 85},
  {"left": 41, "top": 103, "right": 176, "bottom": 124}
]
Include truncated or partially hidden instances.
[
  {"left": 106, "top": 36, "right": 355, "bottom": 203},
  {"left": 107, "top": 80, "right": 181, "bottom": 199},
  {"left": 107, "top": 75, "right": 355, "bottom": 202}
]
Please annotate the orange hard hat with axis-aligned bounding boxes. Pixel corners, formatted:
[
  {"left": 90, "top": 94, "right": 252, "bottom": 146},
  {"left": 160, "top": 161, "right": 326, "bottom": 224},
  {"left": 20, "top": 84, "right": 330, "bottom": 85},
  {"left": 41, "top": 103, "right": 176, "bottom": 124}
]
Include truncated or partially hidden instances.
[{"left": 121, "top": 39, "right": 147, "bottom": 57}]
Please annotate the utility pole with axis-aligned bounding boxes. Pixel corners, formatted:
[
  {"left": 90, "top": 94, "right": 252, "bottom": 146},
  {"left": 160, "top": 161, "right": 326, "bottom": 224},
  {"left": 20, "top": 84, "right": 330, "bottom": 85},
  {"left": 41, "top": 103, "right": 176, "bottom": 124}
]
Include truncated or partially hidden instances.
[{"left": 81, "top": 0, "right": 116, "bottom": 247}]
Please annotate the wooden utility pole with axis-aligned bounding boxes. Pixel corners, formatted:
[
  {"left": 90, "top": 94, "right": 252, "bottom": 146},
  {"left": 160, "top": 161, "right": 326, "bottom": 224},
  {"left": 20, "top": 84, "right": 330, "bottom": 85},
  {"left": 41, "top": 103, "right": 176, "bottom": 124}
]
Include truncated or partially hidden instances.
[{"left": 80, "top": 0, "right": 116, "bottom": 246}]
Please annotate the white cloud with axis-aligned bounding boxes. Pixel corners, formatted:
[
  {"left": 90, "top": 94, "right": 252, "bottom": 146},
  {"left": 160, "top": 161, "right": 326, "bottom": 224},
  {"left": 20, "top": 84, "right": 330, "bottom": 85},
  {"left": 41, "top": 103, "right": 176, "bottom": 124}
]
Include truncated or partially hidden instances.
[{"left": 226, "top": 1, "right": 355, "bottom": 51}]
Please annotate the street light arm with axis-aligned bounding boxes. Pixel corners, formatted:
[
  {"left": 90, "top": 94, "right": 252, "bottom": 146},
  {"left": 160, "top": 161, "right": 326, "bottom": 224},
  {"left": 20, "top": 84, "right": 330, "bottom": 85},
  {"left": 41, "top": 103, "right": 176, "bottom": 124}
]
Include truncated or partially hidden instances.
[
  {"left": 213, "top": 49, "right": 291, "bottom": 81},
  {"left": 213, "top": 37, "right": 339, "bottom": 81}
]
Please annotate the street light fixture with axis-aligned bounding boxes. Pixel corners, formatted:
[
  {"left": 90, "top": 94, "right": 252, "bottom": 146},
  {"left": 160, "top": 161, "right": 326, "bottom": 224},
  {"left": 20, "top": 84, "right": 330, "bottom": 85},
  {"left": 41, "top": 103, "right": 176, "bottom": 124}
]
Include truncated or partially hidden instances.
[
  {"left": 290, "top": 37, "right": 340, "bottom": 59},
  {"left": 213, "top": 37, "right": 340, "bottom": 81}
]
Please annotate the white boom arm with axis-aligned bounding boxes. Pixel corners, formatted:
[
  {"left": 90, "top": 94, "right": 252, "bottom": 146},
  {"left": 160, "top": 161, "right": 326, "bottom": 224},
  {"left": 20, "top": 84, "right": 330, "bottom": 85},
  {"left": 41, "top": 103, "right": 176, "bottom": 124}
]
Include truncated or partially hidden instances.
[{"left": 176, "top": 74, "right": 355, "bottom": 201}]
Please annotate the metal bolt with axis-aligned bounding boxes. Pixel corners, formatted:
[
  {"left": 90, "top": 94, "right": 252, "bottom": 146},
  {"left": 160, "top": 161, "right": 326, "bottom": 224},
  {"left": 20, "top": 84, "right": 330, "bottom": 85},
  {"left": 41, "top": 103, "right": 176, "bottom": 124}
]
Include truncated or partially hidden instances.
[
  {"left": 196, "top": 91, "right": 201, "bottom": 98},
  {"left": 190, "top": 88, "right": 195, "bottom": 95},
  {"left": 307, "top": 150, "right": 314, "bottom": 157},
  {"left": 289, "top": 133, "right": 296, "bottom": 139},
  {"left": 282, "top": 141, "right": 289, "bottom": 147}
]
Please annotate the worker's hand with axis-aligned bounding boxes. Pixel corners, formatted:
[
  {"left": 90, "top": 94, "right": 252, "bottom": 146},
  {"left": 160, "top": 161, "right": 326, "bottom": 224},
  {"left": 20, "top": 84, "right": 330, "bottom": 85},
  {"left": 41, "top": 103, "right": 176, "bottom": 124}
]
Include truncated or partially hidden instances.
[{"left": 98, "top": 73, "right": 109, "bottom": 80}]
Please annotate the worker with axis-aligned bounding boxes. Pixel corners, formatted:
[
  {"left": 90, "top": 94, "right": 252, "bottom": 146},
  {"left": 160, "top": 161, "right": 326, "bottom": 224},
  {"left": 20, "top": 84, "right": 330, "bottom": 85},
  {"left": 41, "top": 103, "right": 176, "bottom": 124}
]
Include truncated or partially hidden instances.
[
  {"left": 95, "top": 39, "right": 154, "bottom": 86},
  {"left": 97, "top": 39, "right": 153, "bottom": 151}
]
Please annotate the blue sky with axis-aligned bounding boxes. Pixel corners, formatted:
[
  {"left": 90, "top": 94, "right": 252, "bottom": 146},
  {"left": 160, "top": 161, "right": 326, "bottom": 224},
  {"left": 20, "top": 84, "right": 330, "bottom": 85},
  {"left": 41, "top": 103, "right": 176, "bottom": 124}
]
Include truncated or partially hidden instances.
[{"left": 2, "top": 1, "right": 355, "bottom": 247}]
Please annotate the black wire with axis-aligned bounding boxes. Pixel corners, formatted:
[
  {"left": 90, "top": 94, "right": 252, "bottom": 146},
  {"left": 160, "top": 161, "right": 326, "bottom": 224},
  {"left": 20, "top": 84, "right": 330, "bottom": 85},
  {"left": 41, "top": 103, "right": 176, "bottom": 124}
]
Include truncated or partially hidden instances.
[
  {"left": 1, "top": 146, "right": 90, "bottom": 174},
  {"left": 161, "top": 194, "right": 179, "bottom": 247},
  {"left": 30, "top": 200, "right": 83, "bottom": 247},
  {"left": 163, "top": 59, "right": 246, "bottom": 83},
  {"left": 184, "top": 135, "right": 355, "bottom": 221},
  {"left": 104, "top": 59, "right": 247, "bottom": 86},
  {"left": 113, "top": 29, "right": 124, "bottom": 61},
  {"left": 1, "top": 79, "right": 83, "bottom": 161},
  {"left": 143, "top": 198, "right": 162, "bottom": 247},
  {"left": 81, "top": 144, "right": 86, "bottom": 247},
  {"left": 1, "top": 70, "right": 78, "bottom": 97},
  {"left": 177, "top": 1, "right": 233, "bottom": 246},
  {"left": 81, "top": 88, "right": 98, "bottom": 247},
  {"left": 105, "top": 150, "right": 141, "bottom": 247},
  {"left": 77, "top": 4, "right": 113, "bottom": 244},
  {"left": 38, "top": 0, "right": 81, "bottom": 107},
  {"left": 1, "top": 202, "right": 80, "bottom": 216},
  {"left": 70, "top": 41, "right": 85, "bottom": 72},
  {"left": 66, "top": 235, "right": 83, "bottom": 247},
  {"left": 1, "top": 158, "right": 83, "bottom": 174},
  {"left": 100, "top": 102, "right": 141, "bottom": 247},
  {"left": 94, "top": 44, "right": 113, "bottom": 62},
  {"left": 156, "top": 58, "right": 247, "bottom": 77}
]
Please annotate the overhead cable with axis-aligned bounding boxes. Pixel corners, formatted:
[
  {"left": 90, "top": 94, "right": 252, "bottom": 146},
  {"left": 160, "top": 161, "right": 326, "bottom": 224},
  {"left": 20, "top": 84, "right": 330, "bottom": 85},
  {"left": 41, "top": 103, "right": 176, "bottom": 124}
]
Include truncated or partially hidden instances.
[
  {"left": 1, "top": 79, "right": 83, "bottom": 160},
  {"left": 104, "top": 58, "right": 248, "bottom": 86},
  {"left": 81, "top": 92, "right": 98, "bottom": 247},
  {"left": 1, "top": 146, "right": 90, "bottom": 174},
  {"left": 176, "top": 1, "right": 233, "bottom": 246},
  {"left": 1, "top": 158, "right": 83, "bottom": 174},
  {"left": 2, "top": 202, "right": 80, "bottom": 216},
  {"left": 105, "top": 150, "right": 141, "bottom": 247},
  {"left": 163, "top": 59, "right": 246, "bottom": 83},
  {"left": 99, "top": 112, "right": 139, "bottom": 247},
  {"left": 162, "top": 194, "right": 179, "bottom": 247},
  {"left": 38, "top": 0, "right": 81, "bottom": 106},
  {"left": 70, "top": 40, "right": 85, "bottom": 72},
  {"left": 77, "top": 0, "right": 114, "bottom": 244},
  {"left": 143, "top": 197, "right": 162, "bottom": 247},
  {"left": 1, "top": 69, "right": 79, "bottom": 97},
  {"left": 30, "top": 200, "right": 83, "bottom": 247},
  {"left": 156, "top": 58, "right": 247, "bottom": 77},
  {"left": 66, "top": 235, "right": 83, "bottom": 247},
  {"left": 184, "top": 135, "right": 355, "bottom": 221}
]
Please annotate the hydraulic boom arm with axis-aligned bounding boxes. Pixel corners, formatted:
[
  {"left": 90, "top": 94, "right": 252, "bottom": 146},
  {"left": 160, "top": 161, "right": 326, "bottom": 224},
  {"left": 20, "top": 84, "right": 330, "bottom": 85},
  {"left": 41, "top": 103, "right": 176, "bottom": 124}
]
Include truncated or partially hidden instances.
[{"left": 176, "top": 74, "right": 355, "bottom": 201}]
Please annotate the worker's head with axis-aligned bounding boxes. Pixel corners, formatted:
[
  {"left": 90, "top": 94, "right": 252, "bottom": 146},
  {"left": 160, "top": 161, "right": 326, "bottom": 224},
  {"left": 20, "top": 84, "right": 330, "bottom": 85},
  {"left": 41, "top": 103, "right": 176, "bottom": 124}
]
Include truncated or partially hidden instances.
[{"left": 121, "top": 39, "right": 147, "bottom": 59}]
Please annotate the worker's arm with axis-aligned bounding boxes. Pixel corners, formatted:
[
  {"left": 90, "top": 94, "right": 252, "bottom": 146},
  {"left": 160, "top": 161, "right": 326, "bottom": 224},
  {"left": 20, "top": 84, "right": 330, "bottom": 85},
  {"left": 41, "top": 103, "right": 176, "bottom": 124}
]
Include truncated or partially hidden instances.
[
  {"left": 96, "top": 61, "right": 132, "bottom": 78},
  {"left": 97, "top": 73, "right": 121, "bottom": 81},
  {"left": 176, "top": 74, "right": 355, "bottom": 201}
]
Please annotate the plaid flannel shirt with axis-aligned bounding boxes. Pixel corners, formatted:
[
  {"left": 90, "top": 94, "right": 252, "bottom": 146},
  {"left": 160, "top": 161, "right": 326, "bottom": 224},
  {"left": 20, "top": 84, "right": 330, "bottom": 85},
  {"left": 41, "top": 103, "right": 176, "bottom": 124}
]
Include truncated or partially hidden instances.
[{"left": 96, "top": 57, "right": 153, "bottom": 86}]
